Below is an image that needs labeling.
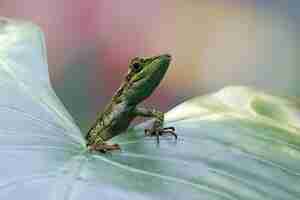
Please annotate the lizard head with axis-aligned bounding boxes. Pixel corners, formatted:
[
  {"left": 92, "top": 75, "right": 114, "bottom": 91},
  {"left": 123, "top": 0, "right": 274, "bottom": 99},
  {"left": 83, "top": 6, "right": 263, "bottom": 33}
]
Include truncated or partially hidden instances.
[{"left": 123, "top": 54, "right": 171, "bottom": 105}]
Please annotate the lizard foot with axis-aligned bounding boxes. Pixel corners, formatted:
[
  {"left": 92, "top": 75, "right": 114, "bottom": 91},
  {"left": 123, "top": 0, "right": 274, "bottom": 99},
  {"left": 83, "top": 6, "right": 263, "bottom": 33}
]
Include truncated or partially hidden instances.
[
  {"left": 88, "top": 143, "right": 121, "bottom": 153},
  {"left": 144, "top": 126, "right": 177, "bottom": 143}
]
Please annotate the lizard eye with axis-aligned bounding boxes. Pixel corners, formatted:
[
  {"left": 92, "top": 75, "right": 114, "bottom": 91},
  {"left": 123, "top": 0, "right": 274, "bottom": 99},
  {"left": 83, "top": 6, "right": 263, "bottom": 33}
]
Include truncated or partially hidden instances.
[{"left": 132, "top": 62, "right": 141, "bottom": 71}]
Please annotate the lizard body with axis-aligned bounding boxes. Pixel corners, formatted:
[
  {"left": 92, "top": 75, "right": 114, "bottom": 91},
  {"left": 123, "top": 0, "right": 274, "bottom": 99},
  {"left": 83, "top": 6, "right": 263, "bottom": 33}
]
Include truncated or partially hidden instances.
[{"left": 85, "top": 54, "right": 176, "bottom": 152}]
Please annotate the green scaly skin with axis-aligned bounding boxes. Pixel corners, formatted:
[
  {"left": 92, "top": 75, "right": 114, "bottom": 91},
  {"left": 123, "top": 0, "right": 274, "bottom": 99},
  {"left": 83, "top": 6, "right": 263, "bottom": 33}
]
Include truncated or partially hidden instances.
[{"left": 85, "top": 54, "right": 177, "bottom": 153}]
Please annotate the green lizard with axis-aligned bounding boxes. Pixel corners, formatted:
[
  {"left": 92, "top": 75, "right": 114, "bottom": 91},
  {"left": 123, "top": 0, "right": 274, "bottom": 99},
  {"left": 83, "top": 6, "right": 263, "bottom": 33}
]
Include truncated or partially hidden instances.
[{"left": 85, "top": 54, "right": 177, "bottom": 153}]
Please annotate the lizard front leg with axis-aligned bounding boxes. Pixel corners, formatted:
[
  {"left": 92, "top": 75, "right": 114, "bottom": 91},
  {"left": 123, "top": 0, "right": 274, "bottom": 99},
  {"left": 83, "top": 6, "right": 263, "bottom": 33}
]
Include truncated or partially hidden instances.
[{"left": 134, "top": 107, "right": 177, "bottom": 143}]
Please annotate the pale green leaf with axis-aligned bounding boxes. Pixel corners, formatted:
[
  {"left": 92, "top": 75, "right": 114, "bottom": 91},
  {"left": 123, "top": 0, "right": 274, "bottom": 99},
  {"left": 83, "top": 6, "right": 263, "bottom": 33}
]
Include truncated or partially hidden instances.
[{"left": 0, "top": 18, "right": 299, "bottom": 200}]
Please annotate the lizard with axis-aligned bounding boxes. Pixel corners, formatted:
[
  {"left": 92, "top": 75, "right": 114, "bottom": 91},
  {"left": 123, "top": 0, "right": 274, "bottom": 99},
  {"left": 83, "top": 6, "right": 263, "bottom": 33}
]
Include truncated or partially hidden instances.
[{"left": 85, "top": 54, "right": 177, "bottom": 153}]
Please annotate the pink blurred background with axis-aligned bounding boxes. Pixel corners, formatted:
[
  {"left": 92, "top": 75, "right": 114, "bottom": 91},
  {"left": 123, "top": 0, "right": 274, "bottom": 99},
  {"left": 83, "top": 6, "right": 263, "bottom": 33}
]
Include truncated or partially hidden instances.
[{"left": 1, "top": 0, "right": 300, "bottom": 130}]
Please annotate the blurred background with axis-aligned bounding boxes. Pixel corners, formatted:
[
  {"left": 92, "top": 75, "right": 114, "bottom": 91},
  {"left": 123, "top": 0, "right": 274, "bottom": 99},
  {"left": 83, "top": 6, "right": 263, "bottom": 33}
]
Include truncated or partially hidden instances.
[{"left": 1, "top": 0, "right": 300, "bottom": 131}]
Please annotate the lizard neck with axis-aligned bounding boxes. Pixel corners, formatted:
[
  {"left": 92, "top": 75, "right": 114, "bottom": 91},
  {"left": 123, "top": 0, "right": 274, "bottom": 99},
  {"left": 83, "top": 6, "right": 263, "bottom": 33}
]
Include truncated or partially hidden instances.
[
  {"left": 111, "top": 74, "right": 138, "bottom": 106},
  {"left": 111, "top": 81, "right": 129, "bottom": 103}
]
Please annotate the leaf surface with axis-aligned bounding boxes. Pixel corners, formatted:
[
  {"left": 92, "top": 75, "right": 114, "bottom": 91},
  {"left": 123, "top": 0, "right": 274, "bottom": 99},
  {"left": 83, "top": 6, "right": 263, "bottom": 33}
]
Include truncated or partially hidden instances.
[{"left": 0, "top": 18, "right": 299, "bottom": 200}]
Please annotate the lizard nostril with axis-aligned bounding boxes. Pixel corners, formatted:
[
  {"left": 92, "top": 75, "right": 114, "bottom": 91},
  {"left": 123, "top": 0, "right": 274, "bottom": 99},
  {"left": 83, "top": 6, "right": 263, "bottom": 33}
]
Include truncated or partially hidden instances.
[{"left": 162, "top": 54, "right": 171, "bottom": 60}]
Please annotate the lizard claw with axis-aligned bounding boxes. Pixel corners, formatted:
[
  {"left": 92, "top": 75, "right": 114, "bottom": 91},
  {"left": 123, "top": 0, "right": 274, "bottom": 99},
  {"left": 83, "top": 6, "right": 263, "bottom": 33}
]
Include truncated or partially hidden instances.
[
  {"left": 88, "top": 143, "right": 121, "bottom": 153},
  {"left": 144, "top": 126, "right": 177, "bottom": 143}
]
